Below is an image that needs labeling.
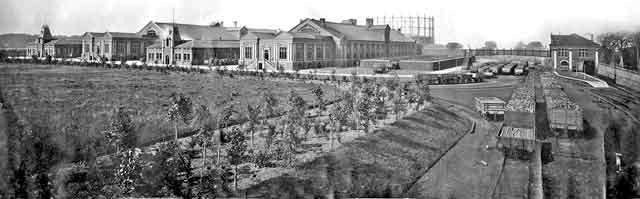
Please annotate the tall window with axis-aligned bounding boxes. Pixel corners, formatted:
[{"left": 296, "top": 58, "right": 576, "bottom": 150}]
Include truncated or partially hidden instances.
[
  {"left": 184, "top": 54, "right": 190, "bottom": 60},
  {"left": 306, "top": 44, "right": 314, "bottom": 60},
  {"left": 316, "top": 45, "right": 323, "bottom": 60},
  {"left": 130, "top": 41, "right": 140, "bottom": 55},
  {"left": 279, "top": 47, "right": 287, "bottom": 59},
  {"left": 104, "top": 43, "right": 110, "bottom": 54},
  {"left": 244, "top": 47, "right": 252, "bottom": 59},
  {"left": 295, "top": 43, "right": 304, "bottom": 61}
]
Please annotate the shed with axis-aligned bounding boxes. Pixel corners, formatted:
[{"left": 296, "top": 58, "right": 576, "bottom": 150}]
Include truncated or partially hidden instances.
[{"left": 474, "top": 97, "right": 506, "bottom": 121}]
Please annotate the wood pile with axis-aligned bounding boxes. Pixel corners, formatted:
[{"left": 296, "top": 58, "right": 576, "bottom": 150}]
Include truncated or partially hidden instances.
[{"left": 506, "top": 86, "right": 535, "bottom": 113}]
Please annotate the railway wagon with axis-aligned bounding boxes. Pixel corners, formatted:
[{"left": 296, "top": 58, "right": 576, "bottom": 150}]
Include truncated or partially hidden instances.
[
  {"left": 546, "top": 98, "right": 584, "bottom": 135},
  {"left": 475, "top": 97, "right": 506, "bottom": 121},
  {"left": 497, "top": 125, "right": 537, "bottom": 159}
]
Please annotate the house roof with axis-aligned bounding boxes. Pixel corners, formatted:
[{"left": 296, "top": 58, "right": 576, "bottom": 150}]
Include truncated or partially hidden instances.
[
  {"left": 83, "top": 32, "right": 106, "bottom": 38},
  {"left": 45, "top": 38, "right": 82, "bottom": 46},
  {"left": 153, "top": 22, "right": 239, "bottom": 40},
  {"left": 175, "top": 40, "right": 239, "bottom": 49},
  {"left": 304, "top": 19, "right": 414, "bottom": 43},
  {"left": 274, "top": 32, "right": 333, "bottom": 40},
  {"left": 550, "top": 34, "right": 599, "bottom": 48},
  {"left": 107, "top": 32, "right": 143, "bottom": 38}
]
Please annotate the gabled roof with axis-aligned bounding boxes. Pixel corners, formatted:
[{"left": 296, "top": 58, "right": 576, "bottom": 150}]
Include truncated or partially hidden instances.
[
  {"left": 175, "top": 40, "right": 239, "bottom": 49},
  {"left": 297, "top": 18, "right": 414, "bottom": 43},
  {"left": 151, "top": 22, "right": 239, "bottom": 40},
  {"left": 550, "top": 34, "right": 599, "bottom": 48}
]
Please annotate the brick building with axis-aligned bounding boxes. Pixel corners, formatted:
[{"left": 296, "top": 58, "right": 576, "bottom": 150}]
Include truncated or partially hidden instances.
[
  {"left": 26, "top": 25, "right": 82, "bottom": 58},
  {"left": 141, "top": 21, "right": 271, "bottom": 65},
  {"left": 550, "top": 33, "right": 600, "bottom": 74},
  {"left": 239, "top": 18, "right": 417, "bottom": 71},
  {"left": 81, "top": 32, "right": 153, "bottom": 61}
]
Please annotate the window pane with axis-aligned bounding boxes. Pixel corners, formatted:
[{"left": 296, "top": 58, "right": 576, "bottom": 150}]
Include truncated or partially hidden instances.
[{"left": 279, "top": 47, "right": 287, "bottom": 59}]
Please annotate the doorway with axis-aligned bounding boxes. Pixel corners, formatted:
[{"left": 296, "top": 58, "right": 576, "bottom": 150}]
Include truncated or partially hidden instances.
[
  {"left": 165, "top": 55, "right": 170, "bottom": 65},
  {"left": 263, "top": 48, "right": 270, "bottom": 61},
  {"left": 584, "top": 61, "right": 596, "bottom": 76}
]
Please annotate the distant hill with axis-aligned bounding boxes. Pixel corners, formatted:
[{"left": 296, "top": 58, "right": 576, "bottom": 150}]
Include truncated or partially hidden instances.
[{"left": 0, "top": 33, "right": 37, "bottom": 48}]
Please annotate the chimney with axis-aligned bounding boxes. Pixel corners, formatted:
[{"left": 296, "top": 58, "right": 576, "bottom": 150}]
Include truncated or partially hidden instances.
[
  {"left": 366, "top": 18, "right": 374, "bottom": 27},
  {"left": 234, "top": 21, "right": 238, "bottom": 28},
  {"left": 320, "top": 18, "right": 326, "bottom": 26}
]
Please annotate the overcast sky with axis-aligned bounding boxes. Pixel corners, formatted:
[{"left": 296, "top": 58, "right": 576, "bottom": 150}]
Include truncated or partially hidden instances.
[{"left": 1, "top": 0, "right": 639, "bottom": 48}]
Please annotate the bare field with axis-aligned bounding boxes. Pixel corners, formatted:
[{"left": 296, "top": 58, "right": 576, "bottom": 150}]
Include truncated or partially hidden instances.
[{"left": 0, "top": 64, "right": 340, "bottom": 145}]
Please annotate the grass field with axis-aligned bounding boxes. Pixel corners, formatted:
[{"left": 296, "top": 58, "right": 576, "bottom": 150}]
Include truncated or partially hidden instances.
[{"left": 0, "top": 64, "right": 340, "bottom": 146}]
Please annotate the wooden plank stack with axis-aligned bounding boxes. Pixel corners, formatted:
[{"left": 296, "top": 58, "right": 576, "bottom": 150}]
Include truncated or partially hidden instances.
[{"left": 541, "top": 72, "right": 584, "bottom": 133}]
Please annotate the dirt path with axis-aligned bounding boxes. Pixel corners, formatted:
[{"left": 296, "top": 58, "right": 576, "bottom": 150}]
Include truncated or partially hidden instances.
[{"left": 406, "top": 99, "right": 505, "bottom": 199}]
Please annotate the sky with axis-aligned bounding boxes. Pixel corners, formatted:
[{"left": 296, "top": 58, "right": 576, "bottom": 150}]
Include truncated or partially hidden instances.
[{"left": 1, "top": 0, "right": 639, "bottom": 48}]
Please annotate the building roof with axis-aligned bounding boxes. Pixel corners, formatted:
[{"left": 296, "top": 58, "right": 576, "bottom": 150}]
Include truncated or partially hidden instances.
[
  {"left": 175, "top": 40, "right": 239, "bottom": 49},
  {"left": 550, "top": 34, "right": 599, "bottom": 48},
  {"left": 274, "top": 32, "right": 333, "bottom": 40},
  {"left": 45, "top": 38, "right": 82, "bottom": 46},
  {"left": 107, "top": 32, "right": 143, "bottom": 39},
  {"left": 152, "top": 22, "right": 239, "bottom": 40},
  {"left": 83, "top": 32, "right": 107, "bottom": 38},
  {"left": 304, "top": 19, "right": 414, "bottom": 42}
]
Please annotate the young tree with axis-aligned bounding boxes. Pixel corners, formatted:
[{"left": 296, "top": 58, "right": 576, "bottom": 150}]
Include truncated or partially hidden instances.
[
  {"left": 393, "top": 86, "right": 407, "bottom": 120},
  {"left": 217, "top": 105, "right": 236, "bottom": 165},
  {"left": 167, "top": 93, "right": 194, "bottom": 141},
  {"left": 358, "top": 84, "right": 375, "bottom": 133},
  {"left": 104, "top": 106, "right": 136, "bottom": 153},
  {"left": 245, "top": 103, "right": 261, "bottom": 148},
  {"left": 153, "top": 141, "right": 198, "bottom": 199},
  {"left": 226, "top": 127, "right": 248, "bottom": 192},
  {"left": 261, "top": 91, "right": 278, "bottom": 122},
  {"left": 114, "top": 148, "right": 144, "bottom": 197},
  {"left": 312, "top": 85, "right": 325, "bottom": 114}
]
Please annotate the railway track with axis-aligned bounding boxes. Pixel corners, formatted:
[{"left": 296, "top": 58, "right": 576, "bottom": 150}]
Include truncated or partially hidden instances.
[{"left": 589, "top": 88, "right": 640, "bottom": 123}]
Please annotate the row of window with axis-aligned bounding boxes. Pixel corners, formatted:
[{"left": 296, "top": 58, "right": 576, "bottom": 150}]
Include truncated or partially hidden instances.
[
  {"left": 245, "top": 44, "right": 327, "bottom": 61},
  {"left": 147, "top": 53, "right": 191, "bottom": 61},
  {"left": 556, "top": 48, "right": 591, "bottom": 57}
]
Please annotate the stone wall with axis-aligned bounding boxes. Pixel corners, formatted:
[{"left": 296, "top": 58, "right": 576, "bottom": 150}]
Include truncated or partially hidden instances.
[{"left": 597, "top": 64, "right": 640, "bottom": 90}]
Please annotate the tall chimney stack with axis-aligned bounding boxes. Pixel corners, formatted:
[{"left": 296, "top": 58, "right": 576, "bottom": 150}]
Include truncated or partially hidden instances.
[{"left": 320, "top": 18, "right": 326, "bottom": 26}]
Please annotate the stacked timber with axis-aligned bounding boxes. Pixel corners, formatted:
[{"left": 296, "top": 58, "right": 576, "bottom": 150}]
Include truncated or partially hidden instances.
[
  {"left": 504, "top": 73, "right": 536, "bottom": 129},
  {"left": 541, "top": 72, "right": 584, "bottom": 133},
  {"left": 498, "top": 125, "right": 536, "bottom": 153}
]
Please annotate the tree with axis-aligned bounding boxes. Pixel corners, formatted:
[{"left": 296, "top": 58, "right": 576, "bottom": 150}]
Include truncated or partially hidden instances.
[
  {"left": 393, "top": 86, "right": 407, "bottom": 120},
  {"left": 312, "top": 85, "right": 325, "bottom": 114},
  {"left": 217, "top": 105, "right": 236, "bottom": 165},
  {"left": 628, "top": 32, "right": 640, "bottom": 70},
  {"left": 104, "top": 106, "right": 136, "bottom": 153},
  {"left": 600, "top": 32, "right": 630, "bottom": 66},
  {"left": 526, "top": 41, "right": 544, "bottom": 49},
  {"left": 153, "top": 141, "right": 198, "bottom": 199},
  {"left": 483, "top": 41, "right": 498, "bottom": 50},
  {"left": 446, "top": 42, "right": 463, "bottom": 50},
  {"left": 113, "top": 148, "right": 144, "bottom": 197},
  {"left": 226, "top": 127, "right": 248, "bottom": 191},
  {"left": 261, "top": 91, "right": 278, "bottom": 122},
  {"left": 167, "top": 93, "right": 194, "bottom": 141},
  {"left": 514, "top": 41, "right": 527, "bottom": 50},
  {"left": 245, "top": 103, "right": 261, "bottom": 148},
  {"left": 358, "top": 84, "right": 375, "bottom": 133}
]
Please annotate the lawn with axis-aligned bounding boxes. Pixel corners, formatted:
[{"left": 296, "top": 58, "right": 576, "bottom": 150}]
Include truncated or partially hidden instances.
[{"left": 0, "top": 64, "right": 341, "bottom": 146}]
